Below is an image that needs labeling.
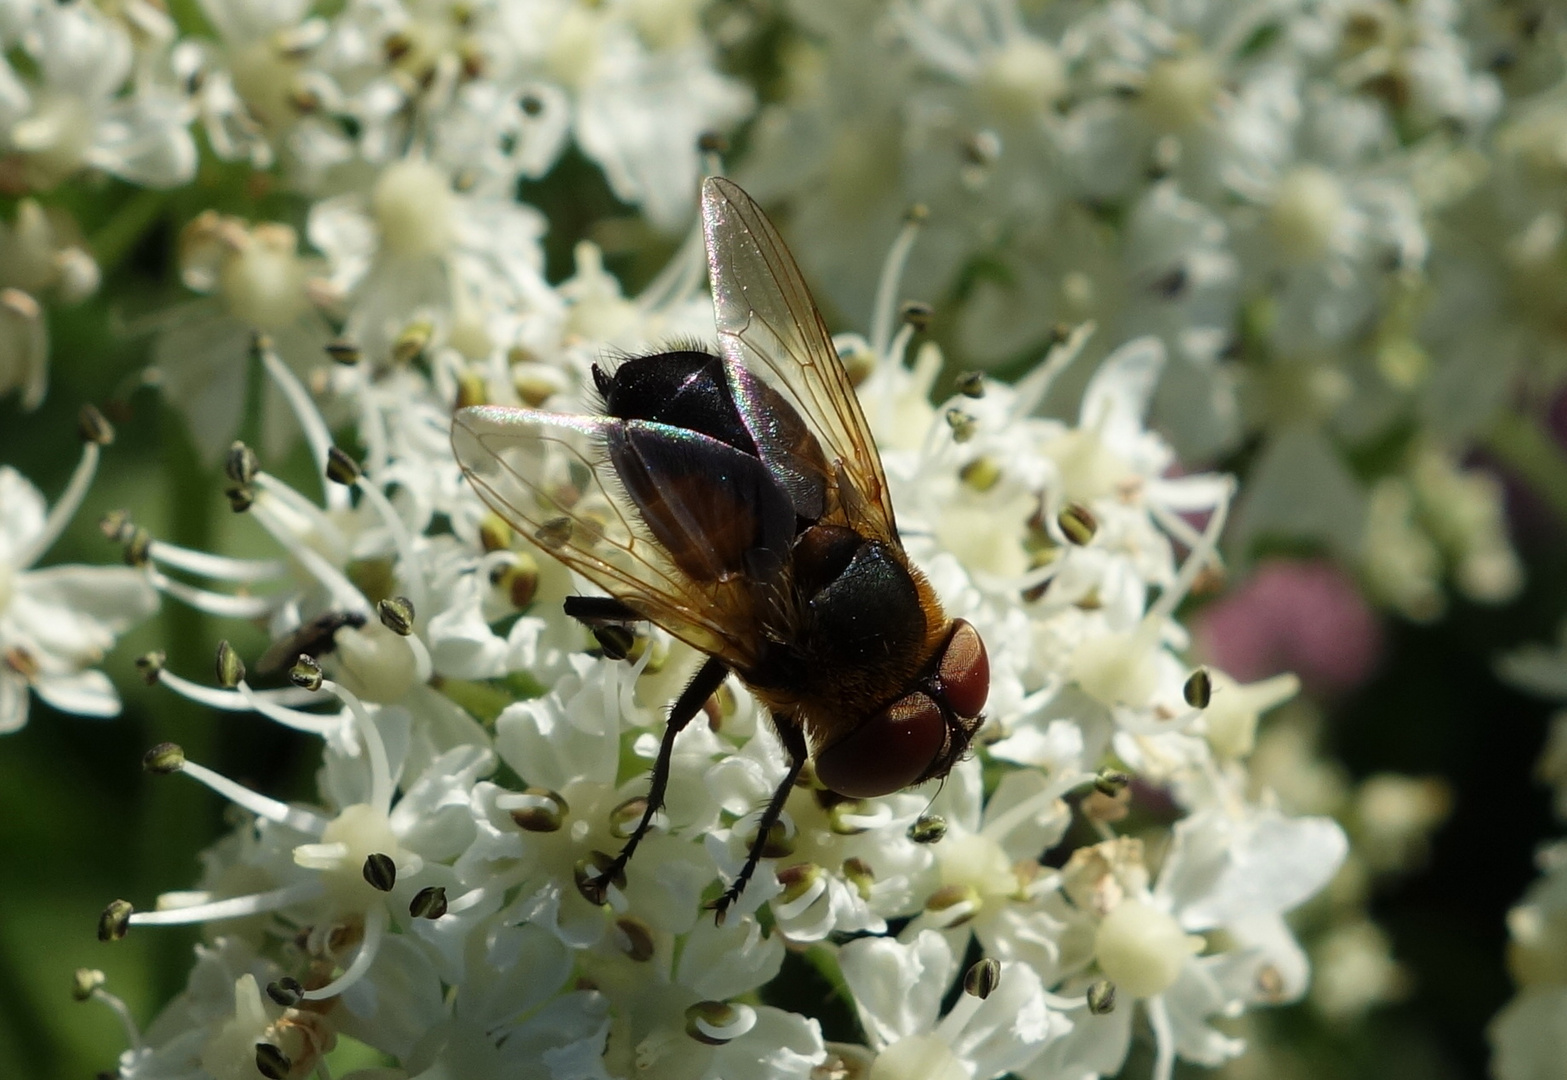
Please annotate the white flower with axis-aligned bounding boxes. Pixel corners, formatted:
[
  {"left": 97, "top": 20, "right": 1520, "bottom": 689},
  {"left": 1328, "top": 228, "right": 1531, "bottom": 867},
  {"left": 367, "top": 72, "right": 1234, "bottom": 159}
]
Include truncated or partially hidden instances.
[{"left": 0, "top": 455, "right": 157, "bottom": 732}]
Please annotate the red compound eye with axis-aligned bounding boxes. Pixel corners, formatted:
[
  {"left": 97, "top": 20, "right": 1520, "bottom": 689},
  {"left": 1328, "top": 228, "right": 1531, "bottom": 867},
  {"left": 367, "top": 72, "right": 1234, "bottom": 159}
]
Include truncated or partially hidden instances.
[
  {"left": 937, "top": 620, "right": 988, "bottom": 719},
  {"left": 814, "top": 692, "right": 946, "bottom": 799}
]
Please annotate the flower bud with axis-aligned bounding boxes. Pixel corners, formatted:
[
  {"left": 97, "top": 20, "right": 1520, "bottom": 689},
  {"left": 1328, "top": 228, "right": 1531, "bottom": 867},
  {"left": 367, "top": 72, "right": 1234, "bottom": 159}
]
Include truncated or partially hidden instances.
[{"left": 1093, "top": 900, "right": 1201, "bottom": 999}]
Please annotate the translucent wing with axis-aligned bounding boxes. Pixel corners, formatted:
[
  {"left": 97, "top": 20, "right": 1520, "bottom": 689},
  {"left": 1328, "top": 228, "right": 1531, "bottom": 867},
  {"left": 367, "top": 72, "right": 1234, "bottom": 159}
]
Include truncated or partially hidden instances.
[
  {"left": 702, "top": 176, "right": 900, "bottom": 544},
  {"left": 452, "top": 405, "right": 765, "bottom": 669}
]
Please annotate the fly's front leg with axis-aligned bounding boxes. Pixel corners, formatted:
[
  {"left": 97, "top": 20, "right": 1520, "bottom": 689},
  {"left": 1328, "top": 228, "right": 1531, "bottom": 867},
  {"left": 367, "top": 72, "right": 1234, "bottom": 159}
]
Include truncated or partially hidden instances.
[
  {"left": 710, "top": 716, "right": 808, "bottom": 923},
  {"left": 583, "top": 656, "right": 730, "bottom": 904}
]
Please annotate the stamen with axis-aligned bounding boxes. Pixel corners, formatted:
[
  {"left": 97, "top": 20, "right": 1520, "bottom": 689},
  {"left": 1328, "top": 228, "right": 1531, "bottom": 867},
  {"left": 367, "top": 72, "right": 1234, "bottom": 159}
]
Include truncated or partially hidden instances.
[
  {"left": 127, "top": 881, "right": 321, "bottom": 926},
  {"left": 157, "top": 667, "right": 332, "bottom": 718},
  {"left": 250, "top": 482, "right": 369, "bottom": 614},
  {"left": 300, "top": 903, "right": 388, "bottom": 1002},
  {"left": 640, "top": 211, "right": 708, "bottom": 311},
  {"left": 1010, "top": 321, "right": 1094, "bottom": 420},
  {"left": 351, "top": 477, "right": 428, "bottom": 617},
  {"left": 1041, "top": 989, "right": 1090, "bottom": 1011},
  {"left": 87, "top": 983, "right": 144, "bottom": 1051},
  {"left": 147, "top": 540, "right": 287, "bottom": 583},
  {"left": 145, "top": 566, "right": 281, "bottom": 619},
  {"left": 237, "top": 681, "right": 345, "bottom": 736},
  {"left": 258, "top": 338, "right": 348, "bottom": 511},
  {"left": 1139, "top": 476, "right": 1236, "bottom": 643},
  {"left": 177, "top": 758, "right": 330, "bottom": 835},
  {"left": 320, "top": 679, "right": 393, "bottom": 814},
  {"left": 980, "top": 771, "right": 1096, "bottom": 842},
  {"left": 870, "top": 210, "right": 925, "bottom": 361},
  {"left": 17, "top": 440, "right": 99, "bottom": 568},
  {"left": 933, "top": 982, "right": 983, "bottom": 1044}
]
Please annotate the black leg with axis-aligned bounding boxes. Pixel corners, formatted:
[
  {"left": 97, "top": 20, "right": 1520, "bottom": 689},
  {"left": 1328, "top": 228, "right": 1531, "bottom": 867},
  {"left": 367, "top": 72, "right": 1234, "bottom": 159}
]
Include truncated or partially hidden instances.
[
  {"left": 585, "top": 656, "right": 730, "bottom": 903},
  {"left": 563, "top": 595, "right": 642, "bottom": 625},
  {"left": 711, "top": 715, "right": 808, "bottom": 923}
]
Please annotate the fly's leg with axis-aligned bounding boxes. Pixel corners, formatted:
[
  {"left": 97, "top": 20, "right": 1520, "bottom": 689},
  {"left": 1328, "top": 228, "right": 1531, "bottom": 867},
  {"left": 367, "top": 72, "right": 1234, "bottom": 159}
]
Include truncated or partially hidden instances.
[
  {"left": 710, "top": 716, "right": 808, "bottom": 923},
  {"left": 583, "top": 656, "right": 730, "bottom": 904}
]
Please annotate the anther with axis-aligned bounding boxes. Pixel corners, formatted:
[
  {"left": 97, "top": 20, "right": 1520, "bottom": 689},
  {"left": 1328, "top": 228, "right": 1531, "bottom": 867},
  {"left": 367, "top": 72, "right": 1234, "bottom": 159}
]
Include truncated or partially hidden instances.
[
  {"left": 904, "top": 203, "right": 929, "bottom": 224},
  {"left": 377, "top": 596, "right": 415, "bottom": 636},
  {"left": 608, "top": 796, "right": 648, "bottom": 839},
  {"left": 266, "top": 976, "right": 304, "bottom": 1006},
  {"left": 842, "top": 857, "right": 875, "bottom": 902},
  {"left": 960, "top": 457, "right": 1002, "bottom": 492},
  {"left": 907, "top": 813, "right": 947, "bottom": 844},
  {"left": 1093, "top": 769, "right": 1131, "bottom": 797},
  {"left": 99, "top": 510, "right": 132, "bottom": 543},
  {"left": 575, "top": 852, "right": 623, "bottom": 905},
  {"left": 478, "top": 513, "right": 512, "bottom": 553},
  {"left": 225, "top": 441, "right": 258, "bottom": 486},
  {"left": 225, "top": 484, "right": 255, "bottom": 513},
  {"left": 1087, "top": 979, "right": 1117, "bottom": 1014},
  {"left": 410, "top": 886, "right": 448, "bottom": 919},
  {"left": 697, "top": 131, "right": 730, "bottom": 154},
  {"left": 776, "top": 862, "right": 822, "bottom": 904},
  {"left": 509, "top": 788, "right": 568, "bottom": 833},
  {"left": 615, "top": 916, "right": 656, "bottom": 961},
  {"left": 955, "top": 371, "right": 986, "bottom": 398},
  {"left": 134, "top": 651, "right": 165, "bottom": 685},
  {"left": 1059, "top": 503, "right": 1098, "bottom": 545},
  {"left": 290, "top": 655, "right": 323, "bottom": 691},
  {"left": 142, "top": 742, "right": 185, "bottom": 774},
  {"left": 392, "top": 320, "right": 433, "bottom": 365},
  {"left": 255, "top": 1042, "right": 292, "bottom": 1080},
  {"left": 324, "top": 338, "right": 361, "bottom": 365},
  {"left": 684, "top": 1001, "right": 742, "bottom": 1046},
  {"left": 123, "top": 527, "right": 152, "bottom": 567},
  {"left": 325, "top": 445, "right": 362, "bottom": 485},
  {"left": 900, "top": 300, "right": 934, "bottom": 331},
  {"left": 362, "top": 852, "right": 397, "bottom": 892},
  {"left": 964, "top": 957, "right": 1001, "bottom": 1000},
  {"left": 72, "top": 968, "right": 105, "bottom": 1001},
  {"left": 215, "top": 641, "right": 245, "bottom": 688},
  {"left": 98, "top": 900, "right": 133, "bottom": 942},
  {"left": 78, "top": 404, "right": 114, "bottom": 446},
  {"left": 946, "top": 408, "right": 977, "bottom": 443},
  {"left": 1184, "top": 668, "right": 1212, "bottom": 709},
  {"left": 592, "top": 624, "right": 635, "bottom": 660}
]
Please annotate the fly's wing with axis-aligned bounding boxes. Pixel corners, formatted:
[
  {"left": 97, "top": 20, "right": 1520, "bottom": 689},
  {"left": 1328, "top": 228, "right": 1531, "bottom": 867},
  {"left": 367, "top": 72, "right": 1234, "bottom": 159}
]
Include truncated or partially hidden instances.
[
  {"left": 701, "top": 176, "right": 900, "bottom": 546},
  {"left": 452, "top": 405, "right": 764, "bottom": 669}
]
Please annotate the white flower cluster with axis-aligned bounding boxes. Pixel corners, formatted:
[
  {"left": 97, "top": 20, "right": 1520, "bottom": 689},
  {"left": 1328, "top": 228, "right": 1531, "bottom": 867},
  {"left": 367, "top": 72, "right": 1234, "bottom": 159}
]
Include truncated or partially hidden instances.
[
  {"left": 78, "top": 189, "right": 1348, "bottom": 1080},
  {"left": 741, "top": 0, "right": 1541, "bottom": 619}
]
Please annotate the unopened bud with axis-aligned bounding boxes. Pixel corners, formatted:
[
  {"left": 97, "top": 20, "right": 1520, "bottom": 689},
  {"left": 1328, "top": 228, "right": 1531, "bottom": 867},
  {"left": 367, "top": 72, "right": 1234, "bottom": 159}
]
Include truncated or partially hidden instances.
[
  {"left": 377, "top": 596, "right": 415, "bottom": 636},
  {"left": 290, "top": 654, "right": 323, "bottom": 691},
  {"left": 1087, "top": 979, "right": 1117, "bottom": 1014},
  {"left": 1058, "top": 503, "right": 1098, "bottom": 545},
  {"left": 1183, "top": 668, "right": 1212, "bottom": 709},
  {"left": 409, "top": 886, "right": 448, "bottom": 919},
  {"left": 325, "top": 445, "right": 361, "bottom": 485},
  {"left": 142, "top": 742, "right": 185, "bottom": 774},
  {"left": 215, "top": 640, "right": 245, "bottom": 688},
  {"left": 964, "top": 957, "right": 1001, "bottom": 999},
  {"left": 908, "top": 814, "right": 947, "bottom": 844},
  {"left": 78, "top": 404, "right": 114, "bottom": 445},
  {"left": 225, "top": 442, "right": 258, "bottom": 486},
  {"left": 98, "top": 900, "right": 133, "bottom": 941}
]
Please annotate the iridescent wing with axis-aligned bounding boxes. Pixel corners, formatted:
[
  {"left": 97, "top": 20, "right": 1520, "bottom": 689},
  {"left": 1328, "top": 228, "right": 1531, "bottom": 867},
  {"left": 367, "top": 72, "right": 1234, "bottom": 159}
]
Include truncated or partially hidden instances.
[
  {"left": 702, "top": 176, "right": 900, "bottom": 545},
  {"left": 452, "top": 405, "right": 765, "bottom": 669}
]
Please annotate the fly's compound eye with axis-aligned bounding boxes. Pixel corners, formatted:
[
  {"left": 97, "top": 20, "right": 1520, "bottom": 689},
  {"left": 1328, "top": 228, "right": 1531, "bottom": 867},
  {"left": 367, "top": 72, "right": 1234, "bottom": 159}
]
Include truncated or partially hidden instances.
[
  {"left": 814, "top": 692, "right": 947, "bottom": 800},
  {"left": 936, "top": 620, "right": 989, "bottom": 719}
]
